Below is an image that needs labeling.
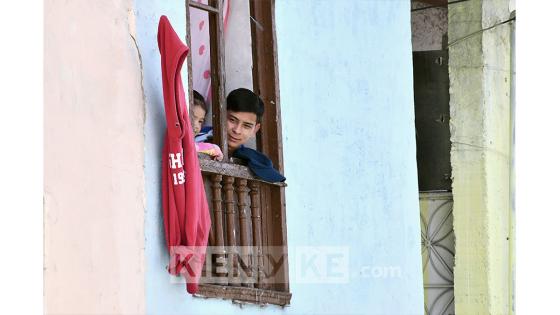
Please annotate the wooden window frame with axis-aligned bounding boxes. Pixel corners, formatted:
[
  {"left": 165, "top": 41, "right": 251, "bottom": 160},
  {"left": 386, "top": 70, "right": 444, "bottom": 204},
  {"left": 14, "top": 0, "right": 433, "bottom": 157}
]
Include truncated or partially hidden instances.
[{"left": 184, "top": 0, "right": 291, "bottom": 306}]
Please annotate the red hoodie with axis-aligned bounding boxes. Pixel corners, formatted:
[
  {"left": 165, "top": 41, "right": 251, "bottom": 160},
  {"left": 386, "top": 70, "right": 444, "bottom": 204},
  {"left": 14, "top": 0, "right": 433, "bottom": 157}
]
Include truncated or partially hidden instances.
[{"left": 157, "top": 15, "right": 211, "bottom": 294}]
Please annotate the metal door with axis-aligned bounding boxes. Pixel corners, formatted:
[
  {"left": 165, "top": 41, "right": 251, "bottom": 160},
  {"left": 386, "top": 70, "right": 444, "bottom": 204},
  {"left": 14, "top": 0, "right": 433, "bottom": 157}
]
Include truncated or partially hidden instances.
[{"left": 420, "top": 192, "right": 455, "bottom": 315}]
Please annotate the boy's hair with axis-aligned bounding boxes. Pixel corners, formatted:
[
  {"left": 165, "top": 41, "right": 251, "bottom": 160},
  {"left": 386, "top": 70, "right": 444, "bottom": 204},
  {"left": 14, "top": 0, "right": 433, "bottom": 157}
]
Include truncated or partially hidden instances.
[
  {"left": 226, "top": 88, "right": 264, "bottom": 123},
  {"left": 192, "top": 90, "right": 208, "bottom": 113}
]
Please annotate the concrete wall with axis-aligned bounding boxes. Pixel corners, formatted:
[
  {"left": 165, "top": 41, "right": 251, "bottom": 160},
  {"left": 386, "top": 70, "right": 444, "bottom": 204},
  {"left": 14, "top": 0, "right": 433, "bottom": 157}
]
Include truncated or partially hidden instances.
[
  {"left": 44, "top": 0, "right": 146, "bottom": 314},
  {"left": 448, "top": 0, "right": 514, "bottom": 314}
]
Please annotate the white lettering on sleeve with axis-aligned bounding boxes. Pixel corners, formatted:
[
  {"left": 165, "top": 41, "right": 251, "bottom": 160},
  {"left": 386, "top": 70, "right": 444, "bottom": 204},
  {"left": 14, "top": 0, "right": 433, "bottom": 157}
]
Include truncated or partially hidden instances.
[
  {"left": 177, "top": 171, "right": 185, "bottom": 184},
  {"left": 169, "top": 153, "right": 183, "bottom": 169},
  {"left": 172, "top": 171, "right": 186, "bottom": 185}
]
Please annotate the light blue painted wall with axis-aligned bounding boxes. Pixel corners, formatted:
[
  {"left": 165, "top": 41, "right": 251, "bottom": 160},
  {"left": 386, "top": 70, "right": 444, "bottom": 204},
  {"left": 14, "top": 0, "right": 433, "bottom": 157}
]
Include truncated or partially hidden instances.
[
  {"left": 134, "top": 1, "right": 193, "bottom": 314},
  {"left": 136, "top": 0, "right": 423, "bottom": 314},
  {"left": 276, "top": 1, "right": 423, "bottom": 314}
]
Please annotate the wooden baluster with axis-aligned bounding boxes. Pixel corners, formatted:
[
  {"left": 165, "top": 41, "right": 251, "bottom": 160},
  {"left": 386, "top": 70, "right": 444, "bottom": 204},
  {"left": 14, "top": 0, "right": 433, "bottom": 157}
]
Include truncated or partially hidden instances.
[
  {"left": 249, "top": 181, "right": 266, "bottom": 289},
  {"left": 224, "top": 176, "right": 239, "bottom": 284},
  {"left": 210, "top": 174, "right": 227, "bottom": 284},
  {"left": 207, "top": 180, "right": 215, "bottom": 248},
  {"left": 236, "top": 178, "right": 253, "bottom": 287},
  {"left": 202, "top": 174, "right": 213, "bottom": 280}
]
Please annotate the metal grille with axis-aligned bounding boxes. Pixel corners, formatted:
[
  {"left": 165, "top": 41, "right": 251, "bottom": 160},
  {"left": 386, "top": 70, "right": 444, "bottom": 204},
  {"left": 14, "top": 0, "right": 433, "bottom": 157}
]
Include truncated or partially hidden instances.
[{"left": 420, "top": 191, "right": 455, "bottom": 315}]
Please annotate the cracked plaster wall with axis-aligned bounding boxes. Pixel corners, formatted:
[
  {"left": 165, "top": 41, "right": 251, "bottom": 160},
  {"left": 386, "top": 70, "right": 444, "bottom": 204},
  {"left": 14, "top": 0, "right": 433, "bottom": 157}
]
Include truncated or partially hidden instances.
[{"left": 44, "top": 0, "right": 146, "bottom": 314}]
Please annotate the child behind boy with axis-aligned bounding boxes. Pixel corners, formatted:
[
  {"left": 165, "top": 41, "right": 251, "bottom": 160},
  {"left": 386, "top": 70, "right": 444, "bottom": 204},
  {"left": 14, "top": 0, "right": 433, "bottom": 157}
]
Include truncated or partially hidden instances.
[{"left": 190, "top": 90, "right": 223, "bottom": 161}]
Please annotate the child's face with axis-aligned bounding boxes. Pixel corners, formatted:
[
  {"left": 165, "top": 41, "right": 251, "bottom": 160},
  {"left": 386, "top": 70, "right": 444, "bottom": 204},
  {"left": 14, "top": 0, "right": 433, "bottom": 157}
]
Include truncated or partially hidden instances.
[{"left": 190, "top": 105, "right": 206, "bottom": 135}]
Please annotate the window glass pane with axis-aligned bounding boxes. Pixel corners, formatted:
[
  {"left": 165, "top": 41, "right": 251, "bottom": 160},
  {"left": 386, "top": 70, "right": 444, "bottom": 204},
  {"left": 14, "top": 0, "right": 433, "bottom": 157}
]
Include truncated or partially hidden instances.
[
  {"left": 224, "top": 0, "right": 256, "bottom": 150},
  {"left": 190, "top": 6, "right": 212, "bottom": 107},
  {"left": 190, "top": 0, "right": 259, "bottom": 152}
]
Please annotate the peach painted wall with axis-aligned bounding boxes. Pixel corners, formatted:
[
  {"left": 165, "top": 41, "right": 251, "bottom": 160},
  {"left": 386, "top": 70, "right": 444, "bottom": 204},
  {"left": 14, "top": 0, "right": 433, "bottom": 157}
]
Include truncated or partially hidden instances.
[{"left": 44, "top": 0, "right": 145, "bottom": 314}]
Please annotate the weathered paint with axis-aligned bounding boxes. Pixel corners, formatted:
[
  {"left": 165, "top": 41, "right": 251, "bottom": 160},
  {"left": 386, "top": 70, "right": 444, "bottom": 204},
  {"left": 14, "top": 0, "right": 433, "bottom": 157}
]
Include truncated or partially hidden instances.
[
  {"left": 448, "top": 0, "right": 513, "bottom": 314},
  {"left": 411, "top": 2, "right": 448, "bottom": 51},
  {"left": 136, "top": 0, "right": 424, "bottom": 314},
  {"left": 44, "top": 0, "right": 146, "bottom": 314},
  {"left": 508, "top": 13, "right": 515, "bottom": 314}
]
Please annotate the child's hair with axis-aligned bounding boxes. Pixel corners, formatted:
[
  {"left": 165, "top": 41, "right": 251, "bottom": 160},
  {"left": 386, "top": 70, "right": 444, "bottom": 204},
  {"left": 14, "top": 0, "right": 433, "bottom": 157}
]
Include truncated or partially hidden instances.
[
  {"left": 226, "top": 88, "right": 264, "bottom": 123},
  {"left": 192, "top": 90, "right": 208, "bottom": 113}
]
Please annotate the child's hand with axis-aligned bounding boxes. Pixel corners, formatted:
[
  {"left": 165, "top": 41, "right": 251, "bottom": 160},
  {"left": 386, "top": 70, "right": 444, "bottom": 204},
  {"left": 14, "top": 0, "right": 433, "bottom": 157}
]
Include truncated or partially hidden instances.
[
  {"left": 211, "top": 144, "right": 224, "bottom": 161},
  {"left": 196, "top": 142, "right": 223, "bottom": 161},
  {"left": 213, "top": 151, "right": 224, "bottom": 161}
]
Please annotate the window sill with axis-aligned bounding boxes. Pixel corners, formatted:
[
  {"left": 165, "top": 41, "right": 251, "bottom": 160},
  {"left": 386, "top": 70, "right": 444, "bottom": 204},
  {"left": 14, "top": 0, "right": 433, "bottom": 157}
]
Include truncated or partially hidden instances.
[
  {"left": 195, "top": 284, "right": 292, "bottom": 306},
  {"left": 198, "top": 154, "right": 287, "bottom": 187}
]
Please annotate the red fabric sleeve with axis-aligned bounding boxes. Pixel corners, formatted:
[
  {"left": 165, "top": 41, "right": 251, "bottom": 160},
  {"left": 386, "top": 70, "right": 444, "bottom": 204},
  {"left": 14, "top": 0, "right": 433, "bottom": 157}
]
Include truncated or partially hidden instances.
[{"left": 158, "top": 15, "right": 211, "bottom": 294}]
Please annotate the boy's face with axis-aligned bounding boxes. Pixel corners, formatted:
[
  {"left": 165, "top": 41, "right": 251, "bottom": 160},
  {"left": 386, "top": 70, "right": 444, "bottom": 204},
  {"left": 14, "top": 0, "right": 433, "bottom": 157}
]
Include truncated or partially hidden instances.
[
  {"left": 190, "top": 105, "right": 206, "bottom": 135},
  {"left": 227, "top": 110, "right": 260, "bottom": 151}
]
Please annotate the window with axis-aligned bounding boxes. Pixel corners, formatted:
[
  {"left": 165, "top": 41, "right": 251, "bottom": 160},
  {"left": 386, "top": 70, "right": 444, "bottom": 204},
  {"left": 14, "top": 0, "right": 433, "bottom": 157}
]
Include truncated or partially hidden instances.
[{"left": 184, "top": 0, "right": 291, "bottom": 306}]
